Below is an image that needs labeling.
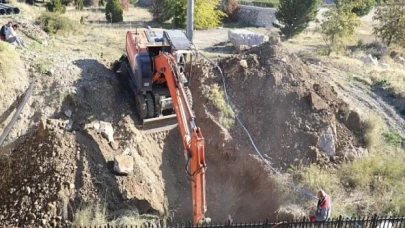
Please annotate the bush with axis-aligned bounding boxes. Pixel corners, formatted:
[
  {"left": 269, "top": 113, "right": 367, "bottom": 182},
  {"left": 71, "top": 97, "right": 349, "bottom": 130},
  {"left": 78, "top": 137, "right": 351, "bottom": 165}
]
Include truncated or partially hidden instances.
[
  {"left": 39, "top": 12, "right": 75, "bottom": 34},
  {"left": 221, "top": 0, "right": 239, "bottom": 22},
  {"left": 45, "top": 0, "right": 66, "bottom": 13},
  {"left": 172, "top": 0, "right": 187, "bottom": 28},
  {"left": 275, "top": 0, "right": 320, "bottom": 39},
  {"left": 194, "top": 0, "right": 226, "bottom": 29},
  {"left": 105, "top": 0, "right": 124, "bottom": 23},
  {"left": 352, "top": 0, "right": 375, "bottom": 16}
]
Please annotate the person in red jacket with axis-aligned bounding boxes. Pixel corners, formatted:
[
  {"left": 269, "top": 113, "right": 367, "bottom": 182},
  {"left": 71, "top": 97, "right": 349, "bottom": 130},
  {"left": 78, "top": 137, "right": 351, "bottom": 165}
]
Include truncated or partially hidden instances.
[{"left": 314, "top": 190, "right": 331, "bottom": 222}]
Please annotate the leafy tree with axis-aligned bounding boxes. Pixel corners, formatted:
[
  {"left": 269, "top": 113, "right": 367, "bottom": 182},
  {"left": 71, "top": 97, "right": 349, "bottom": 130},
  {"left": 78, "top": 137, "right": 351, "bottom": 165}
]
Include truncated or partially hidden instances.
[
  {"left": 275, "top": 0, "right": 320, "bottom": 39},
  {"left": 99, "top": 0, "right": 105, "bottom": 6},
  {"left": 106, "top": 0, "right": 124, "bottom": 23},
  {"left": 373, "top": 0, "right": 405, "bottom": 46},
  {"left": 45, "top": 0, "right": 66, "bottom": 13},
  {"left": 321, "top": 3, "right": 360, "bottom": 55},
  {"left": 194, "top": 0, "right": 226, "bottom": 28},
  {"left": 172, "top": 0, "right": 187, "bottom": 28},
  {"left": 335, "top": 0, "right": 376, "bottom": 16}
]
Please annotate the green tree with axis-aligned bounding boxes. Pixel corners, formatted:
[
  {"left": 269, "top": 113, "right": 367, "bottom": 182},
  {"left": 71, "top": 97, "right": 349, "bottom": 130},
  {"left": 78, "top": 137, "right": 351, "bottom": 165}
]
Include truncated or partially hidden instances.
[
  {"left": 275, "top": 0, "right": 320, "bottom": 39},
  {"left": 373, "top": 0, "right": 405, "bottom": 46},
  {"left": 321, "top": 3, "right": 360, "bottom": 55},
  {"left": 335, "top": 0, "right": 376, "bottom": 16},
  {"left": 172, "top": 0, "right": 187, "bottom": 28},
  {"left": 45, "top": 0, "right": 66, "bottom": 13},
  {"left": 106, "top": 0, "right": 124, "bottom": 23}
]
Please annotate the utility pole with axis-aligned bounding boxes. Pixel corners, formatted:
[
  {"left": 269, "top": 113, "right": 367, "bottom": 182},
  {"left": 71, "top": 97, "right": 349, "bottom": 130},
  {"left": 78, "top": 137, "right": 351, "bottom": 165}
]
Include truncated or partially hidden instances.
[{"left": 186, "top": 0, "right": 194, "bottom": 42}]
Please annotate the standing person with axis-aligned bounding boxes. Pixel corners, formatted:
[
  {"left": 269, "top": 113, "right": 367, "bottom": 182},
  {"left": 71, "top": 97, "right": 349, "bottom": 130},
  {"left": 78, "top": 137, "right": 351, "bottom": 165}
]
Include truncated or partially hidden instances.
[
  {"left": 314, "top": 190, "right": 331, "bottom": 222},
  {"left": 5, "top": 24, "right": 25, "bottom": 48}
]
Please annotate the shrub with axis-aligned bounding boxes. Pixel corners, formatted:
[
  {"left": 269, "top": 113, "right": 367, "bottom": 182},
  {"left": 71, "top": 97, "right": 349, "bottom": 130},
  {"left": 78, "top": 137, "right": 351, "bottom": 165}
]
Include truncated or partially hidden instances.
[
  {"left": 172, "top": 0, "right": 187, "bottom": 28},
  {"left": 351, "top": 0, "right": 376, "bottom": 16},
  {"left": 221, "top": 0, "right": 239, "bottom": 22},
  {"left": 275, "top": 0, "right": 320, "bottom": 39},
  {"left": 99, "top": 0, "right": 105, "bottom": 6},
  {"left": 39, "top": 12, "right": 76, "bottom": 34},
  {"left": 335, "top": 0, "right": 376, "bottom": 17},
  {"left": 105, "top": 0, "right": 124, "bottom": 23},
  {"left": 45, "top": 0, "right": 66, "bottom": 13},
  {"left": 194, "top": 0, "right": 226, "bottom": 29}
]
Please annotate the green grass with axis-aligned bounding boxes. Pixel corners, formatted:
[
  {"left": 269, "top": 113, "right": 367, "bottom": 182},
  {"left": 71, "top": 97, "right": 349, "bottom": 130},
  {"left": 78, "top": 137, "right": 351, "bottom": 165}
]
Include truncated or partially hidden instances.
[{"left": 208, "top": 84, "right": 235, "bottom": 129}]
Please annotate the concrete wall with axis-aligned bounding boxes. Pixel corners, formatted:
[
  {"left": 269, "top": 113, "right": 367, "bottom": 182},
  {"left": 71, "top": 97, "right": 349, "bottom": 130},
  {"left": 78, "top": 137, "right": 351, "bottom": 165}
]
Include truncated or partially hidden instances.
[{"left": 237, "top": 5, "right": 277, "bottom": 27}]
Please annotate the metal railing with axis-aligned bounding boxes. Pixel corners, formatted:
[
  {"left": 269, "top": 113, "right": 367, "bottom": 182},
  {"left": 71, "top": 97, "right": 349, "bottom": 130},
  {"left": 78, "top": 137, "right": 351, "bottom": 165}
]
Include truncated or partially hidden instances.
[{"left": 70, "top": 215, "right": 405, "bottom": 228}]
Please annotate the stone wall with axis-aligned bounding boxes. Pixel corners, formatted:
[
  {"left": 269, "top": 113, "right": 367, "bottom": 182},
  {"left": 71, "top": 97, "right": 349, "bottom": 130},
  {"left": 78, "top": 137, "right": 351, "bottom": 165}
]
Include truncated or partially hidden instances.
[{"left": 237, "top": 5, "right": 277, "bottom": 27}]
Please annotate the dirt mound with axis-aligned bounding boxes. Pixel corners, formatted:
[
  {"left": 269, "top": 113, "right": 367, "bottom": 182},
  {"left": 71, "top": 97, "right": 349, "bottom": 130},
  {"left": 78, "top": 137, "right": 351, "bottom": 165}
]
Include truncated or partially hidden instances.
[
  {"left": 194, "top": 42, "right": 364, "bottom": 170},
  {"left": 0, "top": 117, "right": 171, "bottom": 227}
]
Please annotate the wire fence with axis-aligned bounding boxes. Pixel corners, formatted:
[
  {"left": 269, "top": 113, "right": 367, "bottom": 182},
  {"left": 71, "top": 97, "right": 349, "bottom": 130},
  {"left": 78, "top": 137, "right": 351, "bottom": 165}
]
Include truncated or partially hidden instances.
[{"left": 69, "top": 215, "right": 404, "bottom": 228}]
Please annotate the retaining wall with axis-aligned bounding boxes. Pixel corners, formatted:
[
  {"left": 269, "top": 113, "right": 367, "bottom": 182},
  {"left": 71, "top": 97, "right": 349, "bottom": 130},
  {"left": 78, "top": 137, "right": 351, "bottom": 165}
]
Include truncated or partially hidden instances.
[{"left": 237, "top": 5, "right": 277, "bottom": 27}]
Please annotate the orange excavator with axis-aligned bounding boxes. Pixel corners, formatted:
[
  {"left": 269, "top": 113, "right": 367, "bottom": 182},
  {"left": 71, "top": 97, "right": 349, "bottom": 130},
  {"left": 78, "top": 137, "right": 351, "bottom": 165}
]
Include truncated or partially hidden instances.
[{"left": 112, "top": 27, "right": 209, "bottom": 225}]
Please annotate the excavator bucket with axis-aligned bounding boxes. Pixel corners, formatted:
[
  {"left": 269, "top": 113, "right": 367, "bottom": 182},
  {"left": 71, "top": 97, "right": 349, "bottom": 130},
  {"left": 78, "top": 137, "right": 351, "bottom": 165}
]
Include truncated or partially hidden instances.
[{"left": 139, "top": 114, "right": 178, "bottom": 134}]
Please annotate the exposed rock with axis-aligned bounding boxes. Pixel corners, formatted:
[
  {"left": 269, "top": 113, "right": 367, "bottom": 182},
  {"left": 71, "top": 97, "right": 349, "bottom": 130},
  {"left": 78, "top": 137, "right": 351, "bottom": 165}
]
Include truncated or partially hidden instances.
[
  {"left": 93, "top": 121, "right": 114, "bottom": 143},
  {"left": 310, "top": 92, "right": 329, "bottom": 111},
  {"left": 228, "top": 29, "right": 269, "bottom": 52},
  {"left": 113, "top": 155, "right": 134, "bottom": 175},
  {"left": 345, "top": 110, "right": 362, "bottom": 132},
  {"left": 318, "top": 126, "right": 336, "bottom": 156}
]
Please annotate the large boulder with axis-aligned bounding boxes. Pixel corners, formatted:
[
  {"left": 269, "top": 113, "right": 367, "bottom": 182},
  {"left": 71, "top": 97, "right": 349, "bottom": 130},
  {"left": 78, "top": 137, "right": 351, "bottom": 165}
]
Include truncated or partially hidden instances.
[
  {"left": 113, "top": 154, "right": 134, "bottom": 175},
  {"left": 228, "top": 29, "right": 269, "bottom": 52}
]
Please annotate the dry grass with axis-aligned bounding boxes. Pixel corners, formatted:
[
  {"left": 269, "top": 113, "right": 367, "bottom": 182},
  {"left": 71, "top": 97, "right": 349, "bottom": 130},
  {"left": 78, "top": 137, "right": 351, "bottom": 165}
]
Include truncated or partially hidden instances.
[
  {"left": 288, "top": 113, "right": 405, "bottom": 217},
  {"left": 0, "top": 42, "right": 26, "bottom": 91},
  {"left": 73, "top": 204, "right": 160, "bottom": 227},
  {"left": 208, "top": 84, "right": 235, "bottom": 129}
]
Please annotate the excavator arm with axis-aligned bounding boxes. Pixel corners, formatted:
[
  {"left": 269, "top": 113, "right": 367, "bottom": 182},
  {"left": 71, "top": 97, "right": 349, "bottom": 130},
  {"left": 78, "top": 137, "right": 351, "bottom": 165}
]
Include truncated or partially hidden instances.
[{"left": 153, "top": 53, "right": 208, "bottom": 225}]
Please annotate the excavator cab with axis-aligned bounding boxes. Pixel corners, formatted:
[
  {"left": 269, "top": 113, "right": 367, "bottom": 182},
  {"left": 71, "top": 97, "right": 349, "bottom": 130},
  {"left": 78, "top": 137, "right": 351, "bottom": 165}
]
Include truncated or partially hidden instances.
[{"left": 112, "top": 28, "right": 195, "bottom": 133}]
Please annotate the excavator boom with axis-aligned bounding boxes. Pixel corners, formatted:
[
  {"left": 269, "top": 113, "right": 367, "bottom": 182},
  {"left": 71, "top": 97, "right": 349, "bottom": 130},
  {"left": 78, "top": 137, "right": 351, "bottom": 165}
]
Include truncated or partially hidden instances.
[{"left": 153, "top": 53, "right": 207, "bottom": 224}]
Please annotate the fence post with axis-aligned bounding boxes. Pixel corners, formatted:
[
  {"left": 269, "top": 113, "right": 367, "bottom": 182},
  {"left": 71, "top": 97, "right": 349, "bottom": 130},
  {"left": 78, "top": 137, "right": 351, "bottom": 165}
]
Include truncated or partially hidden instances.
[
  {"left": 264, "top": 219, "right": 269, "bottom": 228},
  {"left": 370, "top": 214, "right": 378, "bottom": 228},
  {"left": 337, "top": 215, "right": 343, "bottom": 228}
]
